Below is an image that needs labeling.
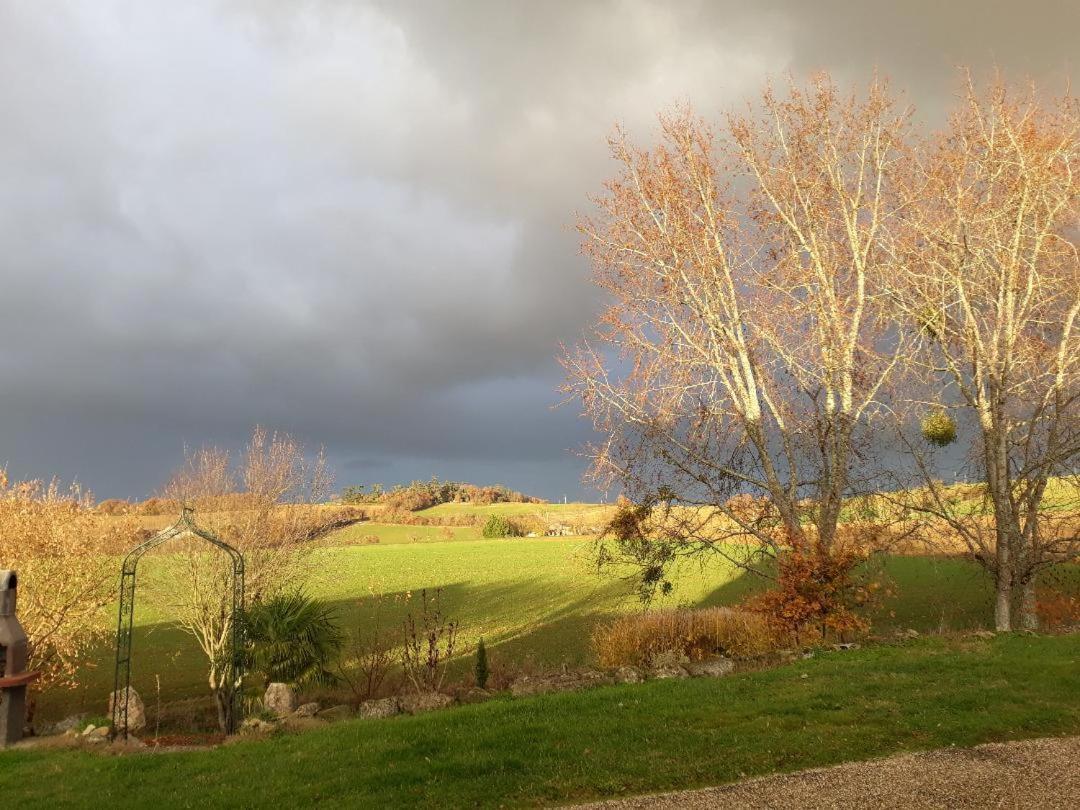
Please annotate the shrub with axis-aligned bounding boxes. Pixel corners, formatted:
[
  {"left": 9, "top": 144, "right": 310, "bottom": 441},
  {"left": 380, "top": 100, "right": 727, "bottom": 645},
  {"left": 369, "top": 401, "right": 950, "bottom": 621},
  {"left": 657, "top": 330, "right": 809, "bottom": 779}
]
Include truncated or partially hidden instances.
[
  {"left": 95, "top": 498, "right": 131, "bottom": 515},
  {"left": 592, "top": 607, "right": 778, "bottom": 667},
  {"left": 401, "top": 589, "right": 458, "bottom": 695},
  {"left": 243, "top": 592, "right": 344, "bottom": 689},
  {"left": 0, "top": 473, "right": 135, "bottom": 697},
  {"left": 481, "top": 514, "right": 522, "bottom": 538},
  {"left": 340, "top": 588, "right": 401, "bottom": 703},
  {"left": 474, "top": 638, "right": 489, "bottom": 690},
  {"left": 750, "top": 539, "right": 877, "bottom": 644},
  {"left": 920, "top": 409, "right": 958, "bottom": 446},
  {"left": 1036, "top": 588, "right": 1080, "bottom": 629}
]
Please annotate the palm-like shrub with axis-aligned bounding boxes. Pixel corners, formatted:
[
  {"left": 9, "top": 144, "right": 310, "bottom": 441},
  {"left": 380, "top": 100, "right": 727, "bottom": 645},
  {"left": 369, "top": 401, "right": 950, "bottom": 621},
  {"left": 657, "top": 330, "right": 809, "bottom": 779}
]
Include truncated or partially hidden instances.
[{"left": 243, "top": 592, "right": 344, "bottom": 688}]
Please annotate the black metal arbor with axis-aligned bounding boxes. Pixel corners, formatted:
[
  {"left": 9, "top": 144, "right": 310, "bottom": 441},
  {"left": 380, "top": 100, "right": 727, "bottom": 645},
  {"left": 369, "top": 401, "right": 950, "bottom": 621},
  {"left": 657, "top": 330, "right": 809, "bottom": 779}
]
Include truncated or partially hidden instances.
[{"left": 111, "top": 506, "right": 245, "bottom": 739}]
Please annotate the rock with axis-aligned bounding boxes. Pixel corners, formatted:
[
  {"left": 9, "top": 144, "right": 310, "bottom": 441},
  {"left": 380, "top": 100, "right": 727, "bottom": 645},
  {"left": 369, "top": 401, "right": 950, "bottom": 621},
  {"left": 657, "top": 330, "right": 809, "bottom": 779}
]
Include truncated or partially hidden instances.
[
  {"left": 239, "top": 717, "right": 276, "bottom": 735},
  {"left": 685, "top": 657, "right": 735, "bottom": 678},
  {"left": 832, "top": 643, "right": 860, "bottom": 651},
  {"left": 358, "top": 697, "right": 401, "bottom": 719},
  {"left": 896, "top": 628, "right": 920, "bottom": 640},
  {"left": 458, "top": 688, "right": 493, "bottom": 705},
  {"left": 510, "top": 670, "right": 612, "bottom": 697},
  {"left": 613, "top": 666, "right": 645, "bottom": 684},
  {"left": 399, "top": 692, "right": 454, "bottom": 715},
  {"left": 264, "top": 683, "right": 298, "bottom": 717},
  {"left": 649, "top": 663, "right": 689, "bottom": 680},
  {"left": 294, "top": 702, "right": 320, "bottom": 718},
  {"left": 970, "top": 630, "right": 996, "bottom": 640},
  {"left": 108, "top": 687, "right": 147, "bottom": 733},
  {"left": 80, "top": 724, "right": 96, "bottom": 736},
  {"left": 316, "top": 705, "right": 352, "bottom": 721},
  {"left": 49, "top": 713, "right": 87, "bottom": 736},
  {"left": 82, "top": 726, "right": 110, "bottom": 742}
]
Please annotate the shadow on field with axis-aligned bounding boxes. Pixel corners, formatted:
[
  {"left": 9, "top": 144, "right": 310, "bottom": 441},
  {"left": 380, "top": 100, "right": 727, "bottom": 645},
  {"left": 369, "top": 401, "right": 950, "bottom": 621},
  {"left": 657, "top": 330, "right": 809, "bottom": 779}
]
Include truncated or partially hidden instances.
[{"left": 33, "top": 555, "right": 1079, "bottom": 728}]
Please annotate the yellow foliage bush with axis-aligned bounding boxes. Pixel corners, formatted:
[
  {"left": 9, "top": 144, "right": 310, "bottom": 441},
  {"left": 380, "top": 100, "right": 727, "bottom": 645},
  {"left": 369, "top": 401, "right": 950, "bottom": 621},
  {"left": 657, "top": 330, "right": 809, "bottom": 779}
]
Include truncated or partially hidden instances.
[
  {"left": 592, "top": 606, "right": 779, "bottom": 667},
  {"left": 0, "top": 472, "right": 136, "bottom": 692}
]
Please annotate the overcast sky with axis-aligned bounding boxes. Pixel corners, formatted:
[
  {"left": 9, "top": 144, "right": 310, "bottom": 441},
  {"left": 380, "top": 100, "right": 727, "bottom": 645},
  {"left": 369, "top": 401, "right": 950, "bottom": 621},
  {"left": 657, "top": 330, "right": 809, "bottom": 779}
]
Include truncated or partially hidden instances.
[{"left": 0, "top": 1, "right": 1075, "bottom": 501}]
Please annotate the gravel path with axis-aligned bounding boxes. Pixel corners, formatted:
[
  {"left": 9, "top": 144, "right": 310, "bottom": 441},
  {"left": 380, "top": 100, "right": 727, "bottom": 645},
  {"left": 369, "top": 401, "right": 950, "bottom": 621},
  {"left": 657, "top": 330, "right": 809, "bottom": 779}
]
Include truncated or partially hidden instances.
[{"left": 572, "top": 736, "right": 1080, "bottom": 809}]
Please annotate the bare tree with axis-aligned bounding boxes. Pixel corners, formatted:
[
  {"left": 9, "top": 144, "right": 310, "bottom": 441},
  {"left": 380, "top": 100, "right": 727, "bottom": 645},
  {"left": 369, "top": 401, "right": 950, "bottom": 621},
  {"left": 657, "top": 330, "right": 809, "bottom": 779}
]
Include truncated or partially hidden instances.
[
  {"left": 563, "top": 75, "right": 911, "bottom": 627},
  {"left": 889, "top": 75, "right": 1079, "bottom": 630},
  {"left": 149, "top": 426, "right": 333, "bottom": 731}
]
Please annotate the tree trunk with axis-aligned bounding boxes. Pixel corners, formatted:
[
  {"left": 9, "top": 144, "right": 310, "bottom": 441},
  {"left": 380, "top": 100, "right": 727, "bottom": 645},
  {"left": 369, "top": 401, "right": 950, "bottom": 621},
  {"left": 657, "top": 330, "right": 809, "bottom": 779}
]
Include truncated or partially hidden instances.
[
  {"left": 994, "top": 581, "right": 1012, "bottom": 632},
  {"left": 1019, "top": 580, "right": 1039, "bottom": 631}
]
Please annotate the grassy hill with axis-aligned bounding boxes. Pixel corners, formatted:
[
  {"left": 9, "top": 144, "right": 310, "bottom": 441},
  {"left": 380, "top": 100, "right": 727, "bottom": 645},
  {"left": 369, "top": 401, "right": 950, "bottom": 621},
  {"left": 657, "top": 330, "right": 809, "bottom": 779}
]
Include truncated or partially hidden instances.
[
  {"left": 6, "top": 634, "right": 1080, "bottom": 808},
  {"left": 40, "top": 527, "right": 1078, "bottom": 724}
]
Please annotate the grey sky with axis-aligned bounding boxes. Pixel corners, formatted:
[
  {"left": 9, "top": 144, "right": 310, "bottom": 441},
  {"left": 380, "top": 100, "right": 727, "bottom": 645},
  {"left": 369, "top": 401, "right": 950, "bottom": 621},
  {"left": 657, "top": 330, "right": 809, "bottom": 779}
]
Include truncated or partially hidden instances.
[{"left": 0, "top": 0, "right": 1075, "bottom": 500}]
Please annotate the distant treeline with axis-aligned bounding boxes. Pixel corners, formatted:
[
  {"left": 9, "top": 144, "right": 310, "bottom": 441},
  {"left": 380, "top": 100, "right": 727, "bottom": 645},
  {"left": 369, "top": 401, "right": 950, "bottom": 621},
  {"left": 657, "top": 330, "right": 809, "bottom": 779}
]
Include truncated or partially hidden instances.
[{"left": 341, "top": 477, "right": 544, "bottom": 511}]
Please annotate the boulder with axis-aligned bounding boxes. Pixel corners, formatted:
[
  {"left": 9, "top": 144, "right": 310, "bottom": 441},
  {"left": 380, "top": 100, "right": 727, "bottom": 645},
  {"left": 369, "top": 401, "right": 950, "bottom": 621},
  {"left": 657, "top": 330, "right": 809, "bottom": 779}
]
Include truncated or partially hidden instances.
[
  {"left": 649, "top": 663, "right": 689, "bottom": 680},
  {"left": 264, "top": 683, "right": 298, "bottom": 717},
  {"left": 358, "top": 697, "right": 401, "bottom": 719},
  {"left": 316, "top": 705, "right": 352, "bottom": 721},
  {"left": 399, "top": 692, "right": 454, "bottom": 715},
  {"left": 108, "top": 687, "right": 147, "bottom": 733},
  {"left": 239, "top": 717, "right": 276, "bottom": 735},
  {"left": 613, "top": 666, "right": 644, "bottom": 684},
  {"left": 294, "top": 702, "right": 320, "bottom": 718},
  {"left": 685, "top": 657, "right": 735, "bottom": 678},
  {"left": 458, "top": 688, "right": 494, "bottom": 705},
  {"left": 510, "top": 670, "right": 612, "bottom": 697},
  {"left": 970, "top": 630, "right": 997, "bottom": 640},
  {"left": 83, "top": 726, "right": 110, "bottom": 742},
  {"left": 49, "top": 714, "right": 88, "bottom": 736}
]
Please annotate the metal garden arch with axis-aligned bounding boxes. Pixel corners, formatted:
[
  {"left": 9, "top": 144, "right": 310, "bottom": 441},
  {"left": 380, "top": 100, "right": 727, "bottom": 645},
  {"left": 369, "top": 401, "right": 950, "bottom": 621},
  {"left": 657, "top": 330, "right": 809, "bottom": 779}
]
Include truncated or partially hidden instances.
[{"left": 111, "top": 506, "right": 245, "bottom": 739}]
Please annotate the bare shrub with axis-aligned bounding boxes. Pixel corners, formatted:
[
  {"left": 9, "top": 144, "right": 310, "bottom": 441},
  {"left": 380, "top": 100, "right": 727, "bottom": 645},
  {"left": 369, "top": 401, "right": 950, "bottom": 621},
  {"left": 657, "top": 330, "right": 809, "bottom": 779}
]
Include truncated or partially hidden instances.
[
  {"left": 339, "top": 589, "right": 402, "bottom": 703},
  {"left": 400, "top": 588, "right": 458, "bottom": 695},
  {"left": 592, "top": 607, "right": 779, "bottom": 667},
  {"left": 0, "top": 473, "right": 136, "bottom": 698}
]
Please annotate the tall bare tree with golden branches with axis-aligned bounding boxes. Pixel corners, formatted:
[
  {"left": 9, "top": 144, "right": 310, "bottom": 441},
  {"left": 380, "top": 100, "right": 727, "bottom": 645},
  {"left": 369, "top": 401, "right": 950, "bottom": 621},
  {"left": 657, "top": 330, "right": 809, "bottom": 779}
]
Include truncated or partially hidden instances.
[
  {"left": 563, "top": 75, "right": 911, "bottom": 627},
  {"left": 890, "top": 76, "right": 1079, "bottom": 631}
]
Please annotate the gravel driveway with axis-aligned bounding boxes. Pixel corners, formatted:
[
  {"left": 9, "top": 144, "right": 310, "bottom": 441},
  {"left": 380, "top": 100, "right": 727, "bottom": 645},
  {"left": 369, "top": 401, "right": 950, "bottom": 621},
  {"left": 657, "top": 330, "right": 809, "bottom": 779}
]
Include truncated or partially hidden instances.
[{"left": 572, "top": 736, "right": 1080, "bottom": 809}]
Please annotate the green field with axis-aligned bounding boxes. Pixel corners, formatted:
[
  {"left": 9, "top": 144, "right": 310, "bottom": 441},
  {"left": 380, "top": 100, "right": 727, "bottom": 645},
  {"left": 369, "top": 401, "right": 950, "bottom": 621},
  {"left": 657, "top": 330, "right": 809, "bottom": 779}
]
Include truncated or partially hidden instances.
[
  {"left": 7, "top": 634, "right": 1080, "bottom": 808},
  {"left": 38, "top": 520, "right": 1067, "bottom": 726}
]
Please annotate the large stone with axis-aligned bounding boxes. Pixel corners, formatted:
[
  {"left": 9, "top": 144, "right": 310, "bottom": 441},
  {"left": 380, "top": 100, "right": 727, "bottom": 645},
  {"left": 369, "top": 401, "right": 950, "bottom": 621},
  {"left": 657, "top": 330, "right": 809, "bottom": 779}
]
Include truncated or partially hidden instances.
[
  {"left": 264, "top": 683, "right": 297, "bottom": 717},
  {"left": 316, "top": 705, "right": 352, "bottom": 721},
  {"left": 358, "top": 697, "right": 401, "bottom": 719},
  {"left": 509, "top": 669, "right": 612, "bottom": 697},
  {"left": 108, "top": 687, "right": 146, "bottom": 733},
  {"left": 293, "top": 702, "right": 320, "bottom": 718},
  {"left": 239, "top": 717, "right": 276, "bottom": 735},
  {"left": 399, "top": 692, "right": 454, "bottom": 715},
  {"left": 685, "top": 657, "right": 735, "bottom": 678},
  {"left": 458, "top": 688, "right": 493, "bottom": 705},
  {"left": 613, "top": 666, "right": 644, "bottom": 684},
  {"left": 649, "top": 663, "right": 689, "bottom": 680}
]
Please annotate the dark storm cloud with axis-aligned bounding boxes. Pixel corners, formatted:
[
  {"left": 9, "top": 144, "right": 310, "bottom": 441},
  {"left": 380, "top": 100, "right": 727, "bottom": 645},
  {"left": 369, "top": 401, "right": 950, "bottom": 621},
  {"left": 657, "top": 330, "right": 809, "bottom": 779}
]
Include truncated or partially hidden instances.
[{"left": 0, "top": 0, "right": 1074, "bottom": 499}]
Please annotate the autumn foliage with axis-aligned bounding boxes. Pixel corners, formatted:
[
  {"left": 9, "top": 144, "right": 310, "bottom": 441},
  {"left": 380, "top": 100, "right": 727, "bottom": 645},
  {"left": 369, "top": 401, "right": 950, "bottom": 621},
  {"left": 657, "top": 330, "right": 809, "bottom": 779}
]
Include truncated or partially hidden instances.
[{"left": 0, "top": 472, "right": 135, "bottom": 693}]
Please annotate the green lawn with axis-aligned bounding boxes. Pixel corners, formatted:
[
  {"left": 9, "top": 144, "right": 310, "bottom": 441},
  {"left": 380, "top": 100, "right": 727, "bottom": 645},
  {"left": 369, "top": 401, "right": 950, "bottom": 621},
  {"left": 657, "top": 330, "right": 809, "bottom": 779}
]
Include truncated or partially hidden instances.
[
  {"left": 39, "top": 531, "right": 1045, "bottom": 725},
  {"left": 6, "top": 634, "right": 1079, "bottom": 808},
  {"left": 330, "top": 521, "right": 488, "bottom": 544}
]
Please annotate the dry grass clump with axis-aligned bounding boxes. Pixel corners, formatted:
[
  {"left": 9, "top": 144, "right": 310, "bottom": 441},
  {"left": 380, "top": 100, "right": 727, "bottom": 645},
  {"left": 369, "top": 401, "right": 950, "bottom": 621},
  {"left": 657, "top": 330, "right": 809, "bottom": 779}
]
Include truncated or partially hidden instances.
[{"left": 592, "top": 606, "right": 780, "bottom": 667}]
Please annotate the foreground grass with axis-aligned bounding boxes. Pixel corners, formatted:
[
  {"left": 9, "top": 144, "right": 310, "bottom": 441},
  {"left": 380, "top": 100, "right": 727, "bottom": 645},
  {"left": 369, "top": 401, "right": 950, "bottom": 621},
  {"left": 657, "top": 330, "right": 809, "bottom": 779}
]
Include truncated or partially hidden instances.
[{"left": 5, "top": 634, "right": 1079, "bottom": 808}]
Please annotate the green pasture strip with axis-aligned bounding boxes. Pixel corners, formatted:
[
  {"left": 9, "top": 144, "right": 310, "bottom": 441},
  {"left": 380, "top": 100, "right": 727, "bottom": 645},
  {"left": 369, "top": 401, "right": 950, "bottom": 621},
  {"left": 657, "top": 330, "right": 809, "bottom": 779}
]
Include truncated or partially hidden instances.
[
  {"left": 5, "top": 634, "right": 1079, "bottom": 808},
  {"left": 37, "top": 535, "right": 1076, "bottom": 725}
]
